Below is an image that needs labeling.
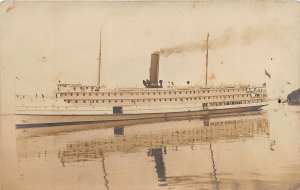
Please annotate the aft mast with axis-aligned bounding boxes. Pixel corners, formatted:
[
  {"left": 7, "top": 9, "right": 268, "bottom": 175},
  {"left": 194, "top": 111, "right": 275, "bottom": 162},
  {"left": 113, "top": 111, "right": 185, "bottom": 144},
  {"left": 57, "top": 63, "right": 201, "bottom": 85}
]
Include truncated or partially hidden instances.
[
  {"left": 98, "top": 29, "right": 102, "bottom": 86},
  {"left": 205, "top": 33, "right": 209, "bottom": 86}
]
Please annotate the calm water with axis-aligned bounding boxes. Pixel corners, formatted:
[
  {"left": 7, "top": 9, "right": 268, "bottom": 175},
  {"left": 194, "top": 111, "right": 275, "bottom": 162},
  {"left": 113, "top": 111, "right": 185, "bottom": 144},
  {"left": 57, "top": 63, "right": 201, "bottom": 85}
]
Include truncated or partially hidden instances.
[{"left": 1, "top": 104, "right": 300, "bottom": 190}]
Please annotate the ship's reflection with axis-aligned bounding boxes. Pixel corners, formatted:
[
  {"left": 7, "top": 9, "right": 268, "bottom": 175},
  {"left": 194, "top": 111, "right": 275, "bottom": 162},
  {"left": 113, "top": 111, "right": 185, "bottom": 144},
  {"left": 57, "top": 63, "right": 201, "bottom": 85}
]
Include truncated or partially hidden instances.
[
  {"left": 16, "top": 112, "right": 269, "bottom": 189},
  {"left": 147, "top": 148, "right": 167, "bottom": 183}
]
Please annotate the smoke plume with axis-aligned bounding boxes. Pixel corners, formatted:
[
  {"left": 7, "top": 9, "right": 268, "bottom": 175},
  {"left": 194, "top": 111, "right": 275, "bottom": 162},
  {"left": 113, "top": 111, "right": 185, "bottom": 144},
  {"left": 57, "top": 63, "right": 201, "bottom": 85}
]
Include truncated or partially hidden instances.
[{"left": 154, "top": 31, "right": 233, "bottom": 56}]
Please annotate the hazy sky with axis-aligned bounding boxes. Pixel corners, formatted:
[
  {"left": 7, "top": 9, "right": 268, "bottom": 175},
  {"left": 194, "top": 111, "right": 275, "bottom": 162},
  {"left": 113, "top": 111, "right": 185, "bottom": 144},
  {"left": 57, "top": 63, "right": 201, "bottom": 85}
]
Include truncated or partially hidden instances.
[{"left": 1, "top": 1, "right": 300, "bottom": 111}]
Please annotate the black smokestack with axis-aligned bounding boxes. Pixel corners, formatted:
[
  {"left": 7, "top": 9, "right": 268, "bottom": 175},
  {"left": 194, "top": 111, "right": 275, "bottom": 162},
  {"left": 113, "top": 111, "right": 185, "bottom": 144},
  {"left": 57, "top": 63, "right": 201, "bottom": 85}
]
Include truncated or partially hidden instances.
[{"left": 149, "top": 53, "right": 160, "bottom": 87}]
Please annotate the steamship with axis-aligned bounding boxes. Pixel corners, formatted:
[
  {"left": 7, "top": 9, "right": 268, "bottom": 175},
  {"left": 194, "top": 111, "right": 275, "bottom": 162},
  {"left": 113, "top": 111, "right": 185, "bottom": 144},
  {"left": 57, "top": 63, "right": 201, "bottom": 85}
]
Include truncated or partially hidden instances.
[{"left": 15, "top": 34, "right": 268, "bottom": 128}]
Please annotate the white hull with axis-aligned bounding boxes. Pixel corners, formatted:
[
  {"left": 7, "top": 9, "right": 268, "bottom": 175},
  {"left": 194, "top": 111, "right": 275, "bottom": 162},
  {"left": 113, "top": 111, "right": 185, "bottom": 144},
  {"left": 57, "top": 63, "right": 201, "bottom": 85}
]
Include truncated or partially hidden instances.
[{"left": 15, "top": 103, "right": 267, "bottom": 128}]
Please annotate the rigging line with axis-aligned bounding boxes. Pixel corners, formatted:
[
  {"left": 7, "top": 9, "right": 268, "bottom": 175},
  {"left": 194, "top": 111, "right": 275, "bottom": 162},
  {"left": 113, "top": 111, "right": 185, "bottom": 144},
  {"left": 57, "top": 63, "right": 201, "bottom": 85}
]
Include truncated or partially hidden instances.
[
  {"left": 209, "top": 142, "right": 220, "bottom": 190},
  {"left": 101, "top": 155, "right": 109, "bottom": 190}
]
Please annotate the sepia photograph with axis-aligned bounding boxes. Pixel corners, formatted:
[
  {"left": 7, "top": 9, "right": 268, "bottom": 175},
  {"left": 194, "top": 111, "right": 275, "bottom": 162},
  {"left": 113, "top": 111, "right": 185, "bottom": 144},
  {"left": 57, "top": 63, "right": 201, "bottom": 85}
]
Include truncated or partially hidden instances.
[{"left": 0, "top": 1, "right": 300, "bottom": 190}]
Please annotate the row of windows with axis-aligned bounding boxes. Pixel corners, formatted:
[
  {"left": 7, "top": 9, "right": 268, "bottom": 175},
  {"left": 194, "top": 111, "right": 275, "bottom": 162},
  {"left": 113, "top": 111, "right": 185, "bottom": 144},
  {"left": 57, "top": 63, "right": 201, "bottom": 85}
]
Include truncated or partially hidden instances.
[
  {"left": 255, "top": 94, "right": 267, "bottom": 97},
  {"left": 60, "top": 92, "right": 251, "bottom": 98},
  {"left": 65, "top": 99, "right": 263, "bottom": 104},
  {"left": 63, "top": 95, "right": 250, "bottom": 102},
  {"left": 58, "top": 89, "right": 261, "bottom": 96},
  {"left": 209, "top": 101, "right": 247, "bottom": 106},
  {"left": 64, "top": 95, "right": 256, "bottom": 104}
]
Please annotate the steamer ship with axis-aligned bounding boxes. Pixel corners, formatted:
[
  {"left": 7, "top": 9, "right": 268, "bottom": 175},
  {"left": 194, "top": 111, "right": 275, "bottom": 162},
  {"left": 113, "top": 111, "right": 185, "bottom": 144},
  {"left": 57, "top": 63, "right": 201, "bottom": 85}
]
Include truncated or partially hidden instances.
[{"left": 15, "top": 33, "right": 268, "bottom": 128}]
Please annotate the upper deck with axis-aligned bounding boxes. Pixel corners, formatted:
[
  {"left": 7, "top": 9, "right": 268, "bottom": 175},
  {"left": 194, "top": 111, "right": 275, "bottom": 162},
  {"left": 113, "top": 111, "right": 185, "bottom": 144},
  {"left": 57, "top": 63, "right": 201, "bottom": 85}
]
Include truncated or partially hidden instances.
[
  {"left": 56, "top": 83, "right": 267, "bottom": 107},
  {"left": 57, "top": 83, "right": 265, "bottom": 94}
]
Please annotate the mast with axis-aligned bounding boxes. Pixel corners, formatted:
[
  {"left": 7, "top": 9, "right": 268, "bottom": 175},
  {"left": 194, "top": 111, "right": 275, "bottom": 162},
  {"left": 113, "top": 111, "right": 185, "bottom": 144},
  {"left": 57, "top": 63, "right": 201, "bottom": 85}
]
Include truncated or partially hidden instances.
[
  {"left": 205, "top": 33, "right": 209, "bottom": 86},
  {"left": 98, "top": 29, "right": 102, "bottom": 86}
]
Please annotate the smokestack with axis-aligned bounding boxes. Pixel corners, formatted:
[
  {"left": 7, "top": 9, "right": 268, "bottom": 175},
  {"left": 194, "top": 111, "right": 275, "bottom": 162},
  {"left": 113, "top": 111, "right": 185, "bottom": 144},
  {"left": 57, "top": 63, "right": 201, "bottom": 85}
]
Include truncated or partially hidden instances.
[{"left": 149, "top": 53, "right": 160, "bottom": 86}]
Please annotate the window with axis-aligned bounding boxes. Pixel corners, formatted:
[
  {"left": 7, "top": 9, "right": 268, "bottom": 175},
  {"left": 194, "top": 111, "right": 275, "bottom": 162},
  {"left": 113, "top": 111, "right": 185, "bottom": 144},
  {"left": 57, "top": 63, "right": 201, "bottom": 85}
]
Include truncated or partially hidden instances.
[
  {"left": 89, "top": 93, "right": 91, "bottom": 96},
  {"left": 70, "top": 93, "right": 73, "bottom": 96},
  {"left": 77, "top": 93, "right": 79, "bottom": 96},
  {"left": 96, "top": 100, "right": 98, "bottom": 103},
  {"left": 114, "top": 93, "right": 116, "bottom": 96},
  {"left": 75, "top": 100, "right": 78, "bottom": 103},
  {"left": 121, "top": 100, "right": 123, "bottom": 103},
  {"left": 108, "top": 93, "right": 110, "bottom": 96},
  {"left": 83, "top": 93, "right": 85, "bottom": 96},
  {"left": 83, "top": 100, "right": 86, "bottom": 103}
]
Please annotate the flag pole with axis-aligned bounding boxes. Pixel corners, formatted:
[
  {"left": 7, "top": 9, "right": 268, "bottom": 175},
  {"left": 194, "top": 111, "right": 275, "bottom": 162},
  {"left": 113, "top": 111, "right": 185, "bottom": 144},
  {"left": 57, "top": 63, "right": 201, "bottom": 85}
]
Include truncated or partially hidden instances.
[
  {"left": 205, "top": 33, "right": 209, "bottom": 86},
  {"left": 98, "top": 28, "right": 102, "bottom": 86}
]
